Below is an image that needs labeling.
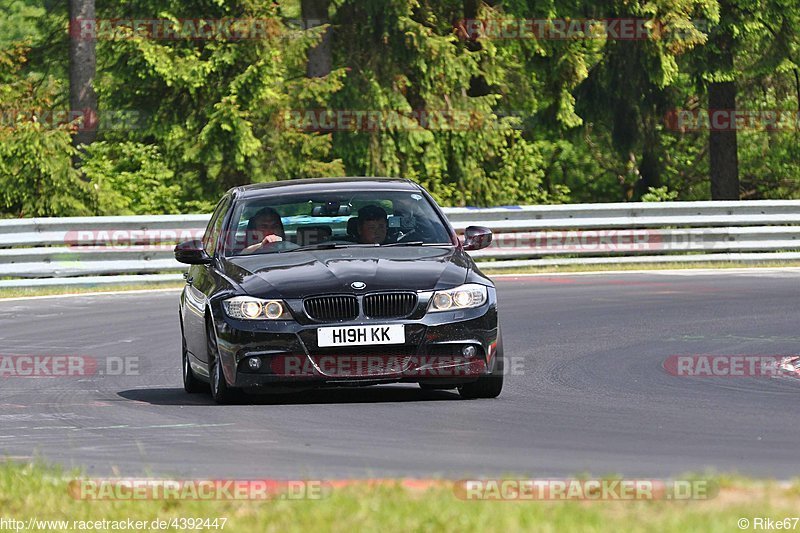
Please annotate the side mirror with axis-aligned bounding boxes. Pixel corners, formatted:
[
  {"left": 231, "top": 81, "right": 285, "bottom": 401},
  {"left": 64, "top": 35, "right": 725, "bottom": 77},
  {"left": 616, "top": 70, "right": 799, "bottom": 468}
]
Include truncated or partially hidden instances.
[
  {"left": 463, "top": 226, "right": 493, "bottom": 251},
  {"left": 174, "top": 239, "right": 212, "bottom": 265}
]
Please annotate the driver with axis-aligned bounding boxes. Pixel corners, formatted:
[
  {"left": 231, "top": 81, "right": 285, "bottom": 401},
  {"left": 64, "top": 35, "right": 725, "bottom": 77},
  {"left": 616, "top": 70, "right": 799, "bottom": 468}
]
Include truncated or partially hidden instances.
[
  {"left": 357, "top": 205, "right": 388, "bottom": 244},
  {"left": 242, "top": 207, "right": 285, "bottom": 254}
]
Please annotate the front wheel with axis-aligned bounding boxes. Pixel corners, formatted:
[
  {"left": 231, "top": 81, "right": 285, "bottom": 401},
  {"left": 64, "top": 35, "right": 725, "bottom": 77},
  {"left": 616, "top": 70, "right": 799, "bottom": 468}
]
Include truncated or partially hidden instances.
[
  {"left": 182, "top": 334, "right": 207, "bottom": 393},
  {"left": 458, "top": 356, "right": 504, "bottom": 399},
  {"left": 207, "top": 318, "right": 238, "bottom": 404}
]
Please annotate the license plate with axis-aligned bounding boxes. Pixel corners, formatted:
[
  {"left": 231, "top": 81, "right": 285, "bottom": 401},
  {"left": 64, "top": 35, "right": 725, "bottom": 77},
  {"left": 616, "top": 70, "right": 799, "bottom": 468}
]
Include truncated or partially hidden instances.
[{"left": 317, "top": 325, "right": 405, "bottom": 347}]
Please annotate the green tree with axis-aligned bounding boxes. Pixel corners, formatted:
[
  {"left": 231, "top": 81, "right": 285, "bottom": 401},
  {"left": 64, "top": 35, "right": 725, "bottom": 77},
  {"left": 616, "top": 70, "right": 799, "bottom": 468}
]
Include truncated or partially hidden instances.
[{"left": 0, "top": 43, "right": 92, "bottom": 217}]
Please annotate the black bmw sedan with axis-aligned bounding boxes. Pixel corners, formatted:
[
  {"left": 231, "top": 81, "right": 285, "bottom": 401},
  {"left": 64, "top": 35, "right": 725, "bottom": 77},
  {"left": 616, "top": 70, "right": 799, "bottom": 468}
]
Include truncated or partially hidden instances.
[{"left": 175, "top": 177, "right": 503, "bottom": 403}]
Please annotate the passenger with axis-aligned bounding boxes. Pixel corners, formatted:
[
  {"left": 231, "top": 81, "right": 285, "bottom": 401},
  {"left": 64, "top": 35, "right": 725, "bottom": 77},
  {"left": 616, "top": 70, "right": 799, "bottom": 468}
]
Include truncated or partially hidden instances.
[{"left": 357, "top": 205, "right": 388, "bottom": 244}]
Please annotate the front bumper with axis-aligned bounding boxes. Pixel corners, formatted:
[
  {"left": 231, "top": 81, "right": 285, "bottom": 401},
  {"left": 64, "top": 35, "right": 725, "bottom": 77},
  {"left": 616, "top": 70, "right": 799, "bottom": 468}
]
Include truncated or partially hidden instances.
[{"left": 211, "top": 293, "right": 500, "bottom": 389}]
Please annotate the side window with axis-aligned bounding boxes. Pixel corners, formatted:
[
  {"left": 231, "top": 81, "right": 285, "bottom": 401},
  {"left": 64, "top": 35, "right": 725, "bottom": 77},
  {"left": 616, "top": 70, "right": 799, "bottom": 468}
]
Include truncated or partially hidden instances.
[{"left": 202, "top": 196, "right": 231, "bottom": 256}]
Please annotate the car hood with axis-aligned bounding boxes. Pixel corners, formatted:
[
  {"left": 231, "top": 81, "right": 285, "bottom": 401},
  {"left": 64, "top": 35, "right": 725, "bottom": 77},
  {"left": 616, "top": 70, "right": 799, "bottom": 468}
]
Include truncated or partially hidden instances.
[{"left": 223, "top": 246, "right": 471, "bottom": 299}]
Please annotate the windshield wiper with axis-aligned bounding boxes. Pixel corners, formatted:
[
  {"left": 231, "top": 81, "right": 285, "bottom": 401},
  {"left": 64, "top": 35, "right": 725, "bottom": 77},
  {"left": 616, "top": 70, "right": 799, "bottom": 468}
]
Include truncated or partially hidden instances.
[
  {"left": 383, "top": 241, "right": 456, "bottom": 247},
  {"left": 381, "top": 241, "right": 425, "bottom": 247},
  {"left": 286, "top": 242, "right": 378, "bottom": 252}
]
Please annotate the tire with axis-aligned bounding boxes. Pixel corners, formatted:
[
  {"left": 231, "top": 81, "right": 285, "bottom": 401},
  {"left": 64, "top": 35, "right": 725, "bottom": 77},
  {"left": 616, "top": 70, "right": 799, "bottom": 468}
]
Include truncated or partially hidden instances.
[
  {"left": 418, "top": 383, "right": 457, "bottom": 390},
  {"left": 207, "top": 318, "right": 238, "bottom": 404},
  {"left": 182, "top": 333, "right": 207, "bottom": 393},
  {"left": 458, "top": 356, "right": 504, "bottom": 399}
]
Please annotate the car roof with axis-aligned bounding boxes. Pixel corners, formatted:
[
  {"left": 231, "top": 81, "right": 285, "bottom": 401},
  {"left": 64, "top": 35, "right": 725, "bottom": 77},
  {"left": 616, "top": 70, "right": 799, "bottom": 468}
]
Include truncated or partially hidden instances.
[{"left": 233, "top": 177, "right": 420, "bottom": 199}]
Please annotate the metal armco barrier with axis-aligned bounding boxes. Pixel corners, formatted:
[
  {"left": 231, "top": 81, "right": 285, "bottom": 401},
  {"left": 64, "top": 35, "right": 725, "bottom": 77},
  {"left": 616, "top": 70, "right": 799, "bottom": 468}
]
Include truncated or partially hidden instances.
[{"left": 1, "top": 200, "right": 800, "bottom": 287}]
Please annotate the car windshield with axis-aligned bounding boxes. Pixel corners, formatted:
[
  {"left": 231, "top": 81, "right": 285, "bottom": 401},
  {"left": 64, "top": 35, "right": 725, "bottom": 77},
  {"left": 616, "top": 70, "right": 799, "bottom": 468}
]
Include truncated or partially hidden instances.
[{"left": 223, "top": 190, "right": 453, "bottom": 256}]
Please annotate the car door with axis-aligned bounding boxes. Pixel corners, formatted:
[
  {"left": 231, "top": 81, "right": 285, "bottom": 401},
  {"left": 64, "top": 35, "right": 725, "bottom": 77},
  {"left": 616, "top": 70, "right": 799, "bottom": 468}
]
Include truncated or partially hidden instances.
[{"left": 183, "top": 195, "right": 232, "bottom": 367}]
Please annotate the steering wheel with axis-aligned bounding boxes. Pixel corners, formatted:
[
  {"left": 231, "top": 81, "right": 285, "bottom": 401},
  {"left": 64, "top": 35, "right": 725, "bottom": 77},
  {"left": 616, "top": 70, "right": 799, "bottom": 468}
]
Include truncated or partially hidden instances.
[
  {"left": 253, "top": 240, "right": 299, "bottom": 253},
  {"left": 393, "top": 228, "right": 418, "bottom": 243}
]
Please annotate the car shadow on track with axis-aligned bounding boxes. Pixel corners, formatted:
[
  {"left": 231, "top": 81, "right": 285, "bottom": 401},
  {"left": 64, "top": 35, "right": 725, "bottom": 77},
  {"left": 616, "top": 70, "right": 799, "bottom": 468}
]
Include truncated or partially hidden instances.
[{"left": 117, "top": 386, "right": 462, "bottom": 406}]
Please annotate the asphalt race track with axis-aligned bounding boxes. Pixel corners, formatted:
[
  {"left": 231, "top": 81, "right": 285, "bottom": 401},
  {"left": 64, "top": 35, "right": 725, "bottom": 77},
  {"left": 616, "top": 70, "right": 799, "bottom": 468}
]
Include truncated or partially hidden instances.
[{"left": 1, "top": 269, "right": 799, "bottom": 479}]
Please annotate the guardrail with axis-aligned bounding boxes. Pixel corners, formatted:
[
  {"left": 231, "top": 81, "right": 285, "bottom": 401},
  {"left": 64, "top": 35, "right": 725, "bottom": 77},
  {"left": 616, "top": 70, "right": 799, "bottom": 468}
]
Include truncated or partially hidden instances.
[{"left": 2, "top": 200, "right": 800, "bottom": 288}]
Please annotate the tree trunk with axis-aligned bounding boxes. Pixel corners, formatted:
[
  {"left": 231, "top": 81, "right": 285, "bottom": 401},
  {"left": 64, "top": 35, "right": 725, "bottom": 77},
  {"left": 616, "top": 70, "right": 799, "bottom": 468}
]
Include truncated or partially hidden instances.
[
  {"left": 708, "top": 10, "right": 739, "bottom": 200},
  {"left": 69, "top": 0, "right": 97, "bottom": 162},
  {"left": 628, "top": 105, "right": 663, "bottom": 198},
  {"left": 301, "top": 0, "right": 332, "bottom": 78},
  {"left": 463, "top": 0, "right": 490, "bottom": 97},
  {"left": 708, "top": 85, "right": 739, "bottom": 199}
]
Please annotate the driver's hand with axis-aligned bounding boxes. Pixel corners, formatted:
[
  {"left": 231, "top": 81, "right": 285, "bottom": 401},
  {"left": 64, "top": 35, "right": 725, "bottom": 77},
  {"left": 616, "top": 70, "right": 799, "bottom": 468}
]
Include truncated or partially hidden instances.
[
  {"left": 242, "top": 234, "right": 283, "bottom": 254},
  {"left": 261, "top": 234, "right": 282, "bottom": 245}
]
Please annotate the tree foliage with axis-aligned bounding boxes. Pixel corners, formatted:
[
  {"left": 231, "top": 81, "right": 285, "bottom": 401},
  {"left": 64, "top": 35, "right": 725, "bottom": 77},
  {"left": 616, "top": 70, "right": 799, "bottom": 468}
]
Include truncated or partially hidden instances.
[{"left": 0, "top": 0, "right": 798, "bottom": 216}]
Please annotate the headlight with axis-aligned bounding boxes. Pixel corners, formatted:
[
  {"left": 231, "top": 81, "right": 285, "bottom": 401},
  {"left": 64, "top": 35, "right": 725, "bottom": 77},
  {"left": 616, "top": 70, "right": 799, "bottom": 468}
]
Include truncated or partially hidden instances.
[
  {"left": 223, "top": 296, "right": 292, "bottom": 320},
  {"left": 428, "top": 284, "right": 488, "bottom": 312}
]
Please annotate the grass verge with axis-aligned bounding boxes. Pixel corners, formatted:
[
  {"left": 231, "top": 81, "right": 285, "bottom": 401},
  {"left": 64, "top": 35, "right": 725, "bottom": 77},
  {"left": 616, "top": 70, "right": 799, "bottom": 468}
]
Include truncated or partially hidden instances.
[
  {"left": 483, "top": 260, "right": 800, "bottom": 275},
  {"left": 1, "top": 462, "right": 799, "bottom": 532},
  {"left": 0, "top": 283, "right": 184, "bottom": 300}
]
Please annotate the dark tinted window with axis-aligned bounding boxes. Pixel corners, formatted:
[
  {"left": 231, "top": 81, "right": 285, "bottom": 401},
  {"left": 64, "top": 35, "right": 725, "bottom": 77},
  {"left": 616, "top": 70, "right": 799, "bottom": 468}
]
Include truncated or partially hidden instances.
[
  {"left": 223, "top": 190, "right": 452, "bottom": 256},
  {"left": 202, "top": 196, "right": 231, "bottom": 256}
]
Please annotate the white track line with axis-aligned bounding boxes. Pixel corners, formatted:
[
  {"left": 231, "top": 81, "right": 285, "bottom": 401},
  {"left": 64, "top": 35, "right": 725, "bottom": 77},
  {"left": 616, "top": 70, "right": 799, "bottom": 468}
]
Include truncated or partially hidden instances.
[
  {"left": 0, "top": 287, "right": 182, "bottom": 303},
  {"left": 491, "top": 267, "right": 800, "bottom": 278}
]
